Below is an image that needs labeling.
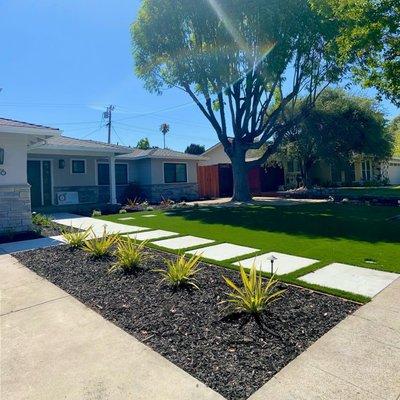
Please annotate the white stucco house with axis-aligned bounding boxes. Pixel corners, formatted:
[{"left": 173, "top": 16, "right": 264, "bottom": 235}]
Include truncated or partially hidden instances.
[
  {"left": 0, "top": 117, "right": 206, "bottom": 236},
  {"left": 0, "top": 118, "right": 60, "bottom": 234}
]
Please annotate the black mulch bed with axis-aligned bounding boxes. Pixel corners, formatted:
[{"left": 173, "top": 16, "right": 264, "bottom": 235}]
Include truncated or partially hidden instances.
[
  {"left": 0, "top": 224, "right": 63, "bottom": 244},
  {"left": 15, "top": 246, "right": 359, "bottom": 400}
]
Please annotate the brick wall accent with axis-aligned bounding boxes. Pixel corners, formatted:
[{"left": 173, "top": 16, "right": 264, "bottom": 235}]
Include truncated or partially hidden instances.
[
  {"left": 0, "top": 184, "right": 32, "bottom": 234},
  {"left": 139, "top": 183, "right": 199, "bottom": 203}
]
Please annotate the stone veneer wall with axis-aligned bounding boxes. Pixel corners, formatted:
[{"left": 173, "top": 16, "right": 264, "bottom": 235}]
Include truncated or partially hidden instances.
[
  {"left": 0, "top": 184, "right": 32, "bottom": 234},
  {"left": 140, "top": 183, "right": 199, "bottom": 203}
]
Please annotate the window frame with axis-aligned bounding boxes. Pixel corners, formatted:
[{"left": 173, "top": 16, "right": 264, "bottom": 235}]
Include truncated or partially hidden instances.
[
  {"left": 96, "top": 161, "right": 129, "bottom": 186},
  {"left": 115, "top": 163, "right": 129, "bottom": 185},
  {"left": 163, "top": 162, "right": 188, "bottom": 184},
  {"left": 70, "top": 159, "right": 86, "bottom": 174}
]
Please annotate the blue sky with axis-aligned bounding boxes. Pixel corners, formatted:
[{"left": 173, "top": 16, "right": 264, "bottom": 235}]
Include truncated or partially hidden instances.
[{"left": 0, "top": 0, "right": 398, "bottom": 151}]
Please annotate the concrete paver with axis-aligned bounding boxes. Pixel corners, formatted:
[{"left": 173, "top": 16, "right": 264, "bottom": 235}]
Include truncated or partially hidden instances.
[
  {"left": 234, "top": 252, "right": 318, "bottom": 275},
  {"left": 153, "top": 235, "right": 215, "bottom": 250},
  {"left": 186, "top": 243, "right": 259, "bottom": 261},
  {"left": 0, "top": 255, "right": 224, "bottom": 400},
  {"left": 300, "top": 263, "right": 399, "bottom": 298},
  {"left": 125, "top": 230, "right": 179, "bottom": 241},
  {"left": 249, "top": 277, "right": 400, "bottom": 400}
]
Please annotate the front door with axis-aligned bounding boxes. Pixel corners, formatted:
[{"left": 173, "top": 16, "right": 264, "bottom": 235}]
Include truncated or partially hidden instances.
[{"left": 27, "top": 160, "right": 52, "bottom": 207}]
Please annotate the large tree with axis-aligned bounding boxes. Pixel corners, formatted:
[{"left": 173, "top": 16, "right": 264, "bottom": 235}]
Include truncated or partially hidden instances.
[
  {"left": 277, "top": 89, "right": 394, "bottom": 186},
  {"left": 389, "top": 116, "right": 400, "bottom": 156},
  {"left": 312, "top": 0, "right": 400, "bottom": 106},
  {"left": 132, "top": 0, "right": 343, "bottom": 201}
]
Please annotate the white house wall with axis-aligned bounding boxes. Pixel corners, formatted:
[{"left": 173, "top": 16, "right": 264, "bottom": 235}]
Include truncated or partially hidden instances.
[{"left": 0, "top": 133, "right": 28, "bottom": 185}]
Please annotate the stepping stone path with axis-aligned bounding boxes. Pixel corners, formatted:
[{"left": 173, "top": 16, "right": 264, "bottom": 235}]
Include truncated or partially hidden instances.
[
  {"left": 118, "top": 217, "right": 135, "bottom": 221},
  {"left": 300, "top": 263, "right": 400, "bottom": 298},
  {"left": 234, "top": 252, "right": 318, "bottom": 275},
  {"left": 153, "top": 235, "right": 214, "bottom": 250},
  {"left": 142, "top": 214, "right": 156, "bottom": 218},
  {"left": 125, "top": 230, "right": 179, "bottom": 241},
  {"left": 0, "top": 236, "right": 65, "bottom": 254},
  {"left": 51, "top": 213, "right": 148, "bottom": 235},
  {"left": 186, "top": 243, "right": 258, "bottom": 261}
]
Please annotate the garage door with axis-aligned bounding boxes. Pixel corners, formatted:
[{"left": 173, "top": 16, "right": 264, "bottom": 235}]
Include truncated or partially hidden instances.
[{"left": 388, "top": 161, "right": 400, "bottom": 184}]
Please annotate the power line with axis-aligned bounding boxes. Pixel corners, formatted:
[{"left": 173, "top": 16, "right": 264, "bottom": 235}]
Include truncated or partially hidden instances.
[{"left": 112, "top": 126, "right": 126, "bottom": 146}]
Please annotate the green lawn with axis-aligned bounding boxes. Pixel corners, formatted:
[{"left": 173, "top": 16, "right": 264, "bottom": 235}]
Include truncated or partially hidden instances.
[
  {"left": 99, "top": 202, "right": 400, "bottom": 303},
  {"left": 333, "top": 186, "right": 400, "bottom": 198}
]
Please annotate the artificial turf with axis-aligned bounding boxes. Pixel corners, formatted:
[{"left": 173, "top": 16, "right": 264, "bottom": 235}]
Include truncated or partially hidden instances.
[{"left": 98, "top": 202, "right": 400, "bottom": 302}]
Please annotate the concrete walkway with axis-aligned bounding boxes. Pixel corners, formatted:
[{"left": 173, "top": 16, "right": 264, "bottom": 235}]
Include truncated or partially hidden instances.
[
  {"left": 249, "top": 277, "right": 400, "bottom": 400},
  {"left": 0, "top": 254, "right": 224, "bottom": 400}
]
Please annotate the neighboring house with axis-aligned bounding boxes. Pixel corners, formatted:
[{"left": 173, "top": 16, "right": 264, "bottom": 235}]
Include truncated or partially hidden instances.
[
  {"left": 1, "top": 117, "right": 207, "bottom": 235},
  {"left": 199, "top": 142, "right": 400, "bottom": 197},
  {"left": 0, "top": 118, "right": 60, "bottom": 235},
  {"left": 198, "top": 142, "right": 284, "bottom": 198},
  {"left": 283, "top": 155, "right": 400, "bottom": 187}
]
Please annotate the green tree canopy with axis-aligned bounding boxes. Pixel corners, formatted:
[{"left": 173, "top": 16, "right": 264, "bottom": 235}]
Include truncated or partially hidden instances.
[
  {"left": 185, "top": 143, "right": 205, "bottom": 155},
  {"left": 132, "top": 0, "right": 343, "bottom": 201},
  {"left": 136, "top": 137, "right": 150, "bottom": 149},
  {"left": 277, "top": 89, "right": 394, "bottom": 185},
  {"left": 389, "top": 116, "right": 400, "bottom": 156},
  {"left": 312, "top": 0, "right": 400, "bottom": 106}
]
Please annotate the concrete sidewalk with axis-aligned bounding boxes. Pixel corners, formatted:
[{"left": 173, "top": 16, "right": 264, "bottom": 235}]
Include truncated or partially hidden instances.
[
  {"left": 0, "top": 254, "right": 224, "bottom": 400},
  {"left": 249, "top": 277, "right": 400, "bottom": 400}
]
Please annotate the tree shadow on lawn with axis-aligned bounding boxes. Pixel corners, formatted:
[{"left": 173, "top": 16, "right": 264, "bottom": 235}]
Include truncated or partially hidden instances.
[{"left": 175, "top": 203, "right": 400, "bottom": 244}]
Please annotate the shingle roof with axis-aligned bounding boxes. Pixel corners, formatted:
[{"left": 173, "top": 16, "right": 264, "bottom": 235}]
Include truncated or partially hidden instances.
[
  {"left": 0, "top": 117, "right": 59, "bottom": 131},
  {"left": 43, "top": 135, "right": 131, "bottom": 152},
  {"left": 119, "top": 147, "right": 207, "bottom": 161}
]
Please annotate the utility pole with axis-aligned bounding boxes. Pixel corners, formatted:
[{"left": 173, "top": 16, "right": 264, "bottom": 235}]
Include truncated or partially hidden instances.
[{"left": 103, "top": 105, "right": 115, "bottom": 144}]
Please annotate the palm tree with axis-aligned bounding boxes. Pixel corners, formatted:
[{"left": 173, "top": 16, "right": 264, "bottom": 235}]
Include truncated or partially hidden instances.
[{"left": 160, "top": 123, "right": 170, "bottom": 149}]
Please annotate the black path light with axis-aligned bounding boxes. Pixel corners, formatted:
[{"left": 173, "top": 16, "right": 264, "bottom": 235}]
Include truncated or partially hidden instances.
[{"left": 266, "top": 254, "right": 277, "bottom": 275}]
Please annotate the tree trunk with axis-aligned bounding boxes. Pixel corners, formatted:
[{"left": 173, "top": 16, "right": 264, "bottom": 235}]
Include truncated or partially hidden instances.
[{"left": 230, "top": 149, "right": 252, "bottom": 202}]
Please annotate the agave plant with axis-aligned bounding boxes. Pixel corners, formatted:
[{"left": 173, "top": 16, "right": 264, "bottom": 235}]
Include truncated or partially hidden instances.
[
  {"left": 223, "top": 264, "right": 285, "bottom": 314},
  {"left": 62, "top": 227, "right": 92, "bottom": 248},
  {"left": 155, "top": 253, "right": 202, "bottom": 288},
  {"left": 108, "top": 237, "right": 147, "bottom": 273},
  {"left": 83, "top": 227, "right": 120, "bottom": 258}
]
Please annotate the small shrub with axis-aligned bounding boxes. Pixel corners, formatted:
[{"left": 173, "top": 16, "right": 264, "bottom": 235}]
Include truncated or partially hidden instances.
[
  {"left": 156, "top": 253, "right": 202, "bottom": 288},
  {"left": 119, "top": 209, "right": 127, "bottom": 214},
  {"left": 83, "top": 228, "right": 119, "bottom": 258},
  {"left": 32, "top": 213, "right": 53, "bottom": 227},
  {"left": 62, "top": 227, "right": 91, "bottom": 248},
  {"left": 92, "top": 210, "right": 102, "bottom": 217},
  {"left": 160, "top": 196, "right": 175, "bottom": 208},
  {"left": 146, "top": 206, "right": 154, "bottom": 211},
  {"left": 108, "top": 238, "right": 147, "bottom": 273},
  {"left": 223, "top": 264, "right": 285, "bottom": 314}
]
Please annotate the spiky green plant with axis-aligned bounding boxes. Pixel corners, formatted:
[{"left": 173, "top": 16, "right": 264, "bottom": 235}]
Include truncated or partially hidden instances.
[
  {"left": 32, "top": 213, "right": 53, "bottom": 227},
  {"left": 156, "top": 253, "right": 202, "bottom": 288},
  {"left": 223, "top": 264, "right": 285, "bottom": 314},
  {"left": 108, "top": 237, "right": 147, "bottom": 273},
  {"left": 62, "top": 227, "right": 92, "bottom": 248},
  {"left": 83, "top": 228, "right": 120, "bottom": 258}
]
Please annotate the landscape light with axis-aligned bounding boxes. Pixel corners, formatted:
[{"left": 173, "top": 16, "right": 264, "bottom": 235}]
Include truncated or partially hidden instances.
[{"left": 266, "top": 254, "right": 277, "bottom": 275}]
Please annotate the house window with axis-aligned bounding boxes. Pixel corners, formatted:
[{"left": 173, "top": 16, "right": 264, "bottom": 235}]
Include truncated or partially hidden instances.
[
  {"left": 0, "top": 148, "right": 4, "bottom": 165},
  {"left": 97, "top": 163, "right": 109, "bottom": 185},
  {"left": 362, "top": 160, "right": 372, "bottom": 181},
  {"left": 164, "top": 163, "right": 187, "bottom": 183},
  {"left": 71, "top": 159, "right": 86, "bottom": 174},
  {"left": 97, "top": 163, "right": 128, "bottom": 185},
  {"left": 115, "top": 164, "right": 128, "bottom": 185}
]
